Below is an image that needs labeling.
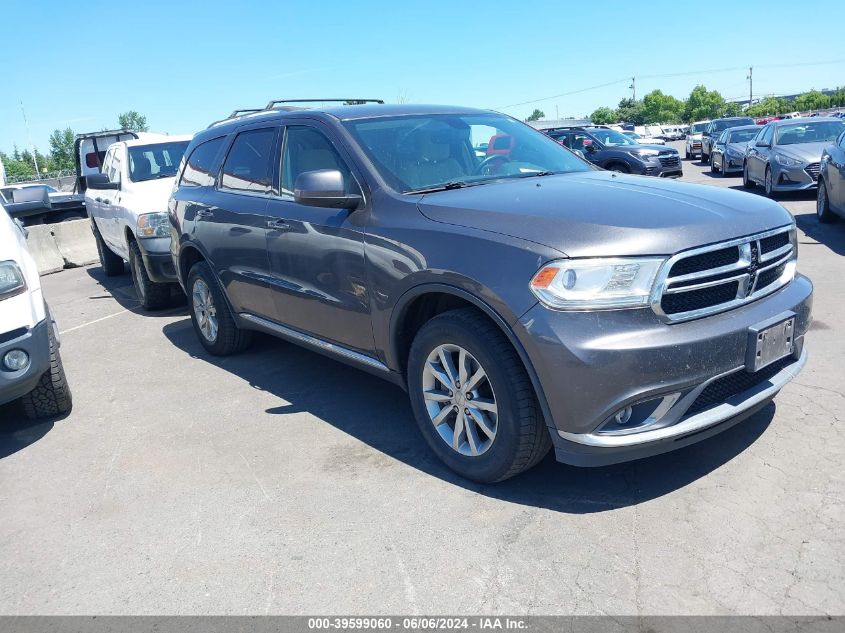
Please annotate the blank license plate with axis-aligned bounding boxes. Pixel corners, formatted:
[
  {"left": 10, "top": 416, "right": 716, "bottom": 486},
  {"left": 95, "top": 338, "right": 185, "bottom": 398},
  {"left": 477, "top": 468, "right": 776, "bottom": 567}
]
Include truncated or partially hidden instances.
[{"left": 748, "top": 317, "right": 794, "bottom": 372}]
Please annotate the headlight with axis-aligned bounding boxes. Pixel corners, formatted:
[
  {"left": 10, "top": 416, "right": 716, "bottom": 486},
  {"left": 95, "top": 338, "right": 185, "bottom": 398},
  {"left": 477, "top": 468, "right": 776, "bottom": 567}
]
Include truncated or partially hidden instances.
[
  {"left": 633, "top": 149, "right": 660, "bottom": 160},
  {"left": 136, "top": 212, "right": 170, "bottom": 238},
  {"left": 0, "top": 261, "right": 26, "bottom": 300},
  {"left": 726, "top": 148, "right": 742, "bottom": 158},
  {"left": 529, "top": 257, "right": 666, "bottom": 310},
  {"left": 774, "top": 154, "right": 804, "bottom": 167}
]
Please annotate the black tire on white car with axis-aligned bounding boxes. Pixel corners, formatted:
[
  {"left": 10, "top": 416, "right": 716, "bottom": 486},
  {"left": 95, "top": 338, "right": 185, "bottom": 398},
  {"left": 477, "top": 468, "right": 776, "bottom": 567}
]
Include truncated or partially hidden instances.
[
  {"left": 128, "top": 240, "right": 172, "bottom": 311},
  {"left": 20, "top": 320, "right": 72, "bottom": 419}
]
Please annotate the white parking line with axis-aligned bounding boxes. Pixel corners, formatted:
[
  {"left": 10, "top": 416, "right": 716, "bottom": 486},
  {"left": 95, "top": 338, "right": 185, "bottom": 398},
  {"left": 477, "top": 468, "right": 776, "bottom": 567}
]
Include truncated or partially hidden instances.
[{"left": 59, "top": 309, "right": 131, "bottom": 334}]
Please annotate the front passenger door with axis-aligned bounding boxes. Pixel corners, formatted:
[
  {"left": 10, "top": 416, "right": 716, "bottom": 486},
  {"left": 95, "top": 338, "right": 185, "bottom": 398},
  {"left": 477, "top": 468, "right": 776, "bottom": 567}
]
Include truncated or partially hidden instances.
[{"left": 264, "top": 124, "right": 374, "bottom": 355}]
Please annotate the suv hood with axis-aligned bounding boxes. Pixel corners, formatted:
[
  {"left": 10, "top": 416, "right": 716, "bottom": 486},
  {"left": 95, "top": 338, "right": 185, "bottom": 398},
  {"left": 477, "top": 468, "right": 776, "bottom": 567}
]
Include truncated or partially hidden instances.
[
  {"left": 622, "top": 143, "right": 673, "bottom": 153},
  {"left": 122, "top": 177, "right": 177, "bottom": 212},
  {"left": 417, "top": 171, "right": 793, "bottom": 258}
]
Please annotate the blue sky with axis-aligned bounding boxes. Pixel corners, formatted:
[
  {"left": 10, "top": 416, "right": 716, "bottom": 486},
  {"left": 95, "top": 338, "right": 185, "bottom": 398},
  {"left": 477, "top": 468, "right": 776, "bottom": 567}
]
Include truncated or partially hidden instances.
[{"left": 2, "top": 0, "right": 843, "bottom": 153}]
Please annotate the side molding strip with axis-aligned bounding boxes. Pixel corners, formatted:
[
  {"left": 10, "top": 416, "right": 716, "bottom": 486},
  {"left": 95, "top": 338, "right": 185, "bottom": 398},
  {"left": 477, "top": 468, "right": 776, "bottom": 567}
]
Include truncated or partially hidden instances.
[{"left": 239, "top": 313, "right": 390, "bottom": 373}]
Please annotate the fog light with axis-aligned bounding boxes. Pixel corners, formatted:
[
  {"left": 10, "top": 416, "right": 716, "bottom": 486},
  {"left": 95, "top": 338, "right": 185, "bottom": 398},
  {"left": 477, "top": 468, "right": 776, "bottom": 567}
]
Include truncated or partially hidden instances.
[
  {"left": 614, "top": 406, "right": 633, "bottom": 425},
  {"left": 3, "top": 349, "right": 29, "bottom": 371}
]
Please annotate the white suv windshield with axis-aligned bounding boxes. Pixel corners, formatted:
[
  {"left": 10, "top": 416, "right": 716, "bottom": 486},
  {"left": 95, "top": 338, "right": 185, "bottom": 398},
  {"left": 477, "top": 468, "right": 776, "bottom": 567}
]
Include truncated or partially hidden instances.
[
  {"left": 128, "top": 141, "right": 190, "bottom": 182},
  {"left": 343, "top": 113, "right": 590, "bottom": 193}
]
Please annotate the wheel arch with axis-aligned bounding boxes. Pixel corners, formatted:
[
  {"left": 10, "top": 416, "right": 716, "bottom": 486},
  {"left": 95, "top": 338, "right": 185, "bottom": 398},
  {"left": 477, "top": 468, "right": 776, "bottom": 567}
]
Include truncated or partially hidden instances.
[{"left": 388, "top": 283, "right": 553, "bottom": 428}]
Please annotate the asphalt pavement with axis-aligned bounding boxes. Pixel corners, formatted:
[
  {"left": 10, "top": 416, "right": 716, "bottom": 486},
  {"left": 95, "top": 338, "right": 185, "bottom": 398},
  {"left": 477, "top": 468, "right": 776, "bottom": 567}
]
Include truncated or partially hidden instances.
[{"left": 1, "top": 143, "right": 843, "bottom": 615}]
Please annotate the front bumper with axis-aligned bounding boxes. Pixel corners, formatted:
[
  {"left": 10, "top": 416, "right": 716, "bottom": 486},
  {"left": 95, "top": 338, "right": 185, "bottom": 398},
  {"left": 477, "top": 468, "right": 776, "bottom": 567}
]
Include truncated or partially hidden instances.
[
  {"left": 0, "top": 318, "right": 52, "bottom": 407},
  {"left": 515, "top": 274, "right": 813, "bottom": 466},
  {"left": 771, "top": 163, "right": 819, "bottom": 191},
  {"left": 636, "top": 158, "right": 683, "bottom": 178},
  {"left": 138, "top": 239, "right": 178, "bottom": 283}
]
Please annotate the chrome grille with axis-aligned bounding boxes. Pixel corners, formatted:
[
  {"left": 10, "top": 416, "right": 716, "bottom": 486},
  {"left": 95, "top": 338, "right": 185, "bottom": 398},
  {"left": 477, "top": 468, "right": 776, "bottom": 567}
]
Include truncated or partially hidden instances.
[
  {"left": 652, "top": 226, "right": 796, "bottom": 322},
  {"left": 804, "top": 162, "right": 820, "bottom": 181}
]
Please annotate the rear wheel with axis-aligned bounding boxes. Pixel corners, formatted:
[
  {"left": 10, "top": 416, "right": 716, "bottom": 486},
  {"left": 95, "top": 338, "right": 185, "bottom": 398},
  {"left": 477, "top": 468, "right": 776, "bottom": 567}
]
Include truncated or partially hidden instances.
[
  {"left": 817, "top": 178, "right": 836, "bottom": 223},
  {"left": 20, "top": 320, "right": 72, "bottom": 419},
  {"left": 742, "top": 162, "right": 755, "bottom": 188},
  {"left": 187, "top": 261, "right": 251, "bottom": 356},
  {"left": 92, "top": 221, "right": 124, "bottom": 276},
  {"left": 129, "top": 241, "right": 172, "bottom": 311},
  {"left": 407, "top": 308, "right": 551, "bottom": 483}
]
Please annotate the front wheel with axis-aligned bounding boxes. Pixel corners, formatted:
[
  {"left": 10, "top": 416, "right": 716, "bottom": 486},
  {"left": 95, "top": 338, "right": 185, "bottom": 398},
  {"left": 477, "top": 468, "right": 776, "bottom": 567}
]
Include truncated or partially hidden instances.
[
  {"left": 710, "top": 154, "right": 719, "bottom": 174},
  {"left": 407, "top": 308, "right": 550, "bottom": 483},
  {"left": 20, "top": 320, "right": 72, "bottom": 419},
  {"left": 817, "top": 178, "right": 836, "bottom": 223},
  {"left": 764, "top": 166, "right": 776, "bottom": 198},
  {"left": 608, "top": 162, "right": 630, "bottom": 174},
  {"left": 743, "top": 162, "right": 754, "bottom": 189},
  {"left": 187, "top": 261, "right": 252, "bottom": 356},
  {"left": 129, "top": 241, "right": 172, "bottom": 311}
]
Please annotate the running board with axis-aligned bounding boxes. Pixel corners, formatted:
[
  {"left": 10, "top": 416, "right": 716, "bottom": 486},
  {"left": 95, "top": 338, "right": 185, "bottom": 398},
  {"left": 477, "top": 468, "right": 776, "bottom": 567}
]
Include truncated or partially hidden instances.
[{"left": 239, "top": 313, "right": 390, "bottom": 373}]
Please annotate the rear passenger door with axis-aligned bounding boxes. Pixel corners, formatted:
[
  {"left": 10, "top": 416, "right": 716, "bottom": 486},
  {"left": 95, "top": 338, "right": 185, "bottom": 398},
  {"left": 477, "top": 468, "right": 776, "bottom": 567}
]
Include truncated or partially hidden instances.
[
  {"left": 264, "top": 123, "right": 374, "bottom": 355},
  {"left": 203, "top": 125, "right": 281, "bottom": 320}
]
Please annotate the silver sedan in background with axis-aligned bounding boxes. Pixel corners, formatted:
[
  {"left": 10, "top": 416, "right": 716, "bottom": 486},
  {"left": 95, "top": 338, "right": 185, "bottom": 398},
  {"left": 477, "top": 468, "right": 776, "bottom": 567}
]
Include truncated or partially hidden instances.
[
  {"left": 743, "top": 118, "right": 845, "bottom": 197},
  {"left": 710, "top": 125, "right": 759, "bottom": 176}
]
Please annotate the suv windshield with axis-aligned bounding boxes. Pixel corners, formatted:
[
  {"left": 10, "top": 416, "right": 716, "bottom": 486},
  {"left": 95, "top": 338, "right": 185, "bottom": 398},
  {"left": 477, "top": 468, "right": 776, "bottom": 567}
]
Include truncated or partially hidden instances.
[
  {"left": 343, "top": 113, "right": 590, "bottom": 193},
  {"left": 728, "top": 129, "right": 759, "bottom": 143},
  {"left": 713, "top": 118, "right": 754, "bottom": 133},
  {"left": 775, "top": 121, "right": 845, "bottom": 145},
  {"left": 690, "top": 123, "right": 708, "bottom": 134},
  {"left": 128, "top": 141, "right": 190, "bottom": 182},
  {"left": 586, "top": 128, "right": 639, "bottom": 147}
]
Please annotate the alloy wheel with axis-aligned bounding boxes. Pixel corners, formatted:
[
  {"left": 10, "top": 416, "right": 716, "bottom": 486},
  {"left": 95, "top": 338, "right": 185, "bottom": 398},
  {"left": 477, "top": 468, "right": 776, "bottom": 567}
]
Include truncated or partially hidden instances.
[
  {"left": 421, "top": 343, "right": 498, "bottom": 457},
  {"left": 817, "top": 182, "right": 827, "bottom": 218},
  {"left": 765, "top": 169, "right": 773, "bottom": 196},
  {"left": 192, "top": 278, "right": 218, "bottom": 343}
]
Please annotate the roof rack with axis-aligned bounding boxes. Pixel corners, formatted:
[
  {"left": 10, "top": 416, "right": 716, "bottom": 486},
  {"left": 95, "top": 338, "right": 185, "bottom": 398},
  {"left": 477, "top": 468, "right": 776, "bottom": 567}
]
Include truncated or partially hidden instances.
[
  {"left": 264, "top": 98, "right": 384, "bottom": 109},
  {"left": 207, "top": 99, "right": 385, "bottom": 128}
]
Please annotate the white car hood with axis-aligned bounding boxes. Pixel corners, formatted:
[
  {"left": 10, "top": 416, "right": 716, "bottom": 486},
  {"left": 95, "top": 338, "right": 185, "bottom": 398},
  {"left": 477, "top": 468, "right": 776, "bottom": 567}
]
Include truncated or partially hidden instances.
[
  {"left": 0, "top": 205, "right": 45, "bottom": 331},
  {"left": 119, "top": 177, "right": 177, "bottom": 213}
]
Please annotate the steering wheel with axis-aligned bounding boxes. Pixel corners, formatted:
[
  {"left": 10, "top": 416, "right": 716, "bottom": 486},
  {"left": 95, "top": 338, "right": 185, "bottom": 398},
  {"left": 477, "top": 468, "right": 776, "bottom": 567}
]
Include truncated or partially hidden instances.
[{"left": 474, "top": 155, "right": 511, "bottom": 176}]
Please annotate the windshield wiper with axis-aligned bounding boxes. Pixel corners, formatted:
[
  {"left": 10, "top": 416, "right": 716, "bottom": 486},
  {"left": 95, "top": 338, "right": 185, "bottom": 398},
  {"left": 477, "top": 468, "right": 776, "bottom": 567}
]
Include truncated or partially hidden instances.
[{"left": 406, "top": 180, "right": 481, "bottom": 194}]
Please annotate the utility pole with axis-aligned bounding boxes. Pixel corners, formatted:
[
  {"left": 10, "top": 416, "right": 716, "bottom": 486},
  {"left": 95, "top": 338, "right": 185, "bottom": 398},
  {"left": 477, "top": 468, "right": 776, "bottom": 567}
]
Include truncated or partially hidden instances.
[
  {"left": 747, "top": 66, "right": 753, "bottom": 106},
  {"left": 19, "top": 99, "right": 39, "bottom": 176},
  {"left": 630, "top": 77, "right": 636, "bottom": 101}
]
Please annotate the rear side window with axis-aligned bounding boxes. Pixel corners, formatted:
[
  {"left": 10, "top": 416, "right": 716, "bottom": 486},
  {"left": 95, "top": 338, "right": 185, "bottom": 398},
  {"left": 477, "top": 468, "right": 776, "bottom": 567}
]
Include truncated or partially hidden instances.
[
  {"left": 180, "top": 137, "right": 225, "bottom": 187},
  {"left": 220, "top": 128, "right": 278, "bottom": 194}
]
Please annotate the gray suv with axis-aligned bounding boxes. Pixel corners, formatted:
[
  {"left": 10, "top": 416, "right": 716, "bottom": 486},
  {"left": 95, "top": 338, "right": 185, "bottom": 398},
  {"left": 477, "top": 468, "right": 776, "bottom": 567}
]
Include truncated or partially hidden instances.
[{"left": 170, "top": 101, "right": 812, "bottom": 483}]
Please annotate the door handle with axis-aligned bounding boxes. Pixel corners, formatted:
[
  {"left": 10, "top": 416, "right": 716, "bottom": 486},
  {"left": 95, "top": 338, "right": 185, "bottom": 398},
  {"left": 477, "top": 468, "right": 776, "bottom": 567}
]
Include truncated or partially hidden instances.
[{"left": 266, "top": 219, "right": 291, "bottom": 231}]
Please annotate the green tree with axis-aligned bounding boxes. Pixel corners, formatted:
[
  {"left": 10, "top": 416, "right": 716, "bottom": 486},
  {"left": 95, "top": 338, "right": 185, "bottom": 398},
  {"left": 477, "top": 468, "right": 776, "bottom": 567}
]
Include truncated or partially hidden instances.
[
  {"left": 48, "top": 127, "right": 75, "bottom": 172},
  {"left": 684, "top": 85, "right": 726, "bottom": 122},
  {"left": 723, "top": 102, "right": 742, "bottom": 117},
  {"left": 118, "top": 111, "right": 149, "bottom": 132},
  {"left": 793, "top": 90, "right": 830, "bottom": 112},
  {"left": 747, "top": 96, "right": 790, "bottom": 117},
  {"left": 525, "top": 108, "right": 545, "bottom": 122},
  {"left": 590, "top": 106, "right": 617, "bottom": 125},
  {"left": 616, "top": 98, "right": 645, "bottom": 125},
  {"left": 641, "top": 89, "right": 685, "bottom": 124}
]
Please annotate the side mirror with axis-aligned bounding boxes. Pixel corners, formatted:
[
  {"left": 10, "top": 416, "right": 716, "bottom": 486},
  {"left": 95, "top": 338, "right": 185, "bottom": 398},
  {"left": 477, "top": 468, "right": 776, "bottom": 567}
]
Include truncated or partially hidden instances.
[
  {"left": 87, "top": 173, "right": 120, "bottom": 190},
  {"left": 757, "top": 141, "right": 770, "bottom": 148},
  {"left": 294, "top": 170, "right": 362, "bottom": 209}
]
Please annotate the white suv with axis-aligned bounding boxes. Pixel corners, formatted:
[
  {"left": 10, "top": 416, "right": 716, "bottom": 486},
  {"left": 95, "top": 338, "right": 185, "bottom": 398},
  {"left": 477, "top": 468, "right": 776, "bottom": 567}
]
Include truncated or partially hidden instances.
[
  {"left": 86, "top": 135, "right": 191, "bottom": 309},
  {"left": 0, "top": 205, "right": 72, "bottom": 418},
  {"left": 685, "top": 120, "right": 710, "bottom": 159}
]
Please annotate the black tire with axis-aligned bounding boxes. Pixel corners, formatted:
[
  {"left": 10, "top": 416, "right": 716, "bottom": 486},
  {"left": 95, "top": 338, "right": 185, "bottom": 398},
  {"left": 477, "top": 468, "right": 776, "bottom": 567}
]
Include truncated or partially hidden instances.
[
  {"left": 407, "top": 308, "right": 551, "bottom": 483},
  {"left": 92, "top": 221, "right": 124, "bottom": 276},
  {"left": 685, "top": 149, "right": 691, "bottom": 160},
  {"left": 817, "top": 178, "right": 836, "bottom": 223},
  {"left": 701, "top": 150, "right": 709, "bottom": 164},
  {"left": 607, "top": 162, "right": 630, "bottom": 174},
  {"left": 764, "top": 166, "right": 777, "bottom": 199},
  {"left": 742, "top": 162, "right": 755, "bottom": 189},
  {"left": 20, "top": 320, "right": 72, "bottom": 419},
  {"left": 710, "top": 154, "right": 719, "bottom": 174},
  {"left": 187, "top": 261, "right": 252, "bottom": 356},
  {"left": 129, "top": 240, "right": 172, "bottom": 311}
]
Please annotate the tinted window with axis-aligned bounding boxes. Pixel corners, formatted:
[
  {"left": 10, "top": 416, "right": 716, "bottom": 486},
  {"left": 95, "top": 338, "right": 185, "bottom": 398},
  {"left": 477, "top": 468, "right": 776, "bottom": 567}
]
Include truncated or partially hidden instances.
[
  {"left": 220, "top": 128, "right": 278, "bottom": 194},
  {"left": 180, "top": 137, "right": 225, "bottom": 187},
  {"left": 281, "top": 126, "right": 354, "bottom": 196},
  {"left": 727, "top": 128, "right": 759, "bottom": 143},
  {"left": 713, "top": 118, "right": 754, "bottom": 133},
  {"left": 128, "top": 141, "right": 190, "bottom": 182},
  {"left": 775, "top": 121, "right": 845, "bottom": 145},
  {"left": 759, "top": 126, "right": 774, "bottom": 146}
]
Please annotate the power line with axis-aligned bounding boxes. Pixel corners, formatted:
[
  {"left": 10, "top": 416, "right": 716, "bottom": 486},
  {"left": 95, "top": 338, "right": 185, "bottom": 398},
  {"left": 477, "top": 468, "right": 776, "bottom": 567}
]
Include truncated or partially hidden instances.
[{"left": 496, "top": 78, "right": 629, "bottom": 109}]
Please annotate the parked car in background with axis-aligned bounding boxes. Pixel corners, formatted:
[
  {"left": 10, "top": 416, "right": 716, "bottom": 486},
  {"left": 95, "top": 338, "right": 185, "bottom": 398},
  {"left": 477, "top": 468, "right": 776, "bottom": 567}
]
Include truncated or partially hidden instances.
[
  {"left": 169, "top": 100, "right": 810, "bottom": 483},
  {"left": 817, "top": 128, "right": 845, "bottom": 222},
  {"left": 0, "top": 183, "right": 86, "bottom": 225},
  {"left": 710, "top": 125, "right": 760, "bottom": 176},
  {"left": 701, "top": 117, "right": 755, "bottom": 163},
  {"left": 543, "top": 125, "right": 681, "bottom": 176},
  {"left": 743, "top": 117, "right": 845, "bottom": 197},
  {"left": 85, "top": 135, "right": 191, "bottom": 309},
  {"left": 685, "top": 120, "right": 710, "bottom": 159},
  {"left": 0, "top": 204, "right": 72, "bottom": 419},
  {"left": 633, "top": 126, "right": 667, "bottom": 144},
  {"left": 75, "top": 129, "right": 140, "bottom": 193}
]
